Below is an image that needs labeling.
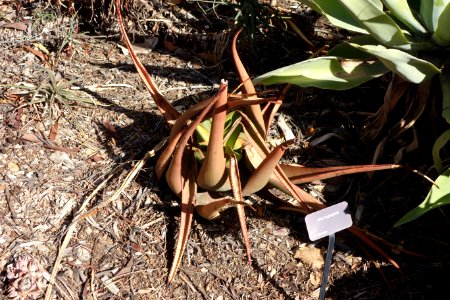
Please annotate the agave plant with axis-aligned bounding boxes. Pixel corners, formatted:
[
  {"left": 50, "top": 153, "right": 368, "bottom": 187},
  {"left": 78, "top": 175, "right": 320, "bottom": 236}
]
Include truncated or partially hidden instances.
[
  {"left": 255, "top": 0, "right": 450, "bottom": 226},
  {"left": 116, "top": 0, "right": 402, "bottom": 282}
]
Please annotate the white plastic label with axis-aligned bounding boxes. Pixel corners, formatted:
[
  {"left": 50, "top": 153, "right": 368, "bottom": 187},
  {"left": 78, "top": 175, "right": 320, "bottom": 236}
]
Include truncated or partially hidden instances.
[{"left": 305, "top": 201, "right": 353, "bottom": 241}]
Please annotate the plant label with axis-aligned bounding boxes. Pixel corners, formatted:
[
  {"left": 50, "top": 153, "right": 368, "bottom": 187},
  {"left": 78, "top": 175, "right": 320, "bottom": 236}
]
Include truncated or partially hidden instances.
[{"left": 305, "top": 201, "right": 353, "bottom": 241}]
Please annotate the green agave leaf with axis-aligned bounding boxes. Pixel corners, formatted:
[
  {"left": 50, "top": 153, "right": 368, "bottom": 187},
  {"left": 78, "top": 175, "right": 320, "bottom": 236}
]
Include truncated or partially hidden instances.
[
  {"left": 432, "top": 2, "right": 450, "bottom": 47},
  {"left": 328, "top": 35, "right": 381, "bottom": 59},
  {"left": 441, "top": 72, "right": 450, "bottom": 122},
  {"left": 348, "top": 43, "right": 440, "bottom": 83},
  {"left": 253, "top": 56, "right": 388, "bottom": 91},
  {"left": 432, "top": 129, "right": 450, "bottom": 173},
  {"left": 338, "top": 0, "right": 412, "bottom": 50},
  {"left": 421, "top": 0, "right": 450, "bottom": 33},
  {"left": 300, "top": 0, "right": 368, "bottom": 33},
  {"left": 395, "top": 167, "right": 450, "bottom": 226},
  {"left": 382, "top": 0, "right": 427, "bottom": 34},
  {"left": 420, "top": 0, "right": 433, "bottom": 31}
]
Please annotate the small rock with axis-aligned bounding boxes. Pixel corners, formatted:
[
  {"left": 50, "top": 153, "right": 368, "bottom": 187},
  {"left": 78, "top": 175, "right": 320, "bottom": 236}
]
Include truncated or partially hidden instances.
[
  {"left": 272, "top": 227, "right": 290, "bottom": 237},
  {"left": 25, "top": 171, "right": 36, "bottom": 178},
  {"left": 6, "top": 173, "right": 17, "bottom": 180},
  {"left": 75, "top": 246, "right": 91, "bottom": 262},
  {"left": 49, "top": 152, "right": 75, "bottom": 168},
  {"left": 8, "top": 162, "right": 20, "bottom": 172},
  {"left": 294, "top": 246, "right": 324, "bottom": 269}
]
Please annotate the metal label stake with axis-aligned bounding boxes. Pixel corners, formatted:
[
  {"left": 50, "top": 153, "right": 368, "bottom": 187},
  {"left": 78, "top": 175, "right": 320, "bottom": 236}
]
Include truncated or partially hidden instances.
[
  {"left": 319, "top": 233, "right": 335, "bottom": 300},
  {"left": 305, "top": 202, "right": 353, "bottom": 299}
]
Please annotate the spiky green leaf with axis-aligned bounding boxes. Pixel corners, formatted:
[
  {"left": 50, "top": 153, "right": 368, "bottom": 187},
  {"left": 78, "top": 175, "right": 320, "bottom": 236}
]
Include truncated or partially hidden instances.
[
  {"left": 328, "top": 35, "right": 381, "bottom": 59},
  {"left": 395, "top": 168, "right": 450, "bottom": 226},
  {"left": 421, "top": 0, "right": 450, "bottom": 33},
  {"left": 441, "top": 72, "right": 450, "bottom": 122},
  {"left": 348, "top": 43, "right": 440, "bottom": 83},
  {"left": 382, "top": 0, "right": 427, "bottom": 34},
  {"left": 300, "top": 0, "right": 369, "bottom": 33},
  {"left": 254, "top": 56, "right": 388, "bottom": 91},
  {"left": 431, "top": 2, "right": 450, "bottom": 46},
  {"left": 338, "top": 0, "right": 412, "bottom": 49},
  {"left": 432, "top": 129, "right": 450, "bottom": 173}
]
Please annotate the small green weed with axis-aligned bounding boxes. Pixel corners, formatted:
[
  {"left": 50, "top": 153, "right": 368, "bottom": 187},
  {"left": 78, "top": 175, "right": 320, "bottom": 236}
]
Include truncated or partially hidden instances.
[{"left": 2, "top": 67, "right": 100, "bottom": 120}]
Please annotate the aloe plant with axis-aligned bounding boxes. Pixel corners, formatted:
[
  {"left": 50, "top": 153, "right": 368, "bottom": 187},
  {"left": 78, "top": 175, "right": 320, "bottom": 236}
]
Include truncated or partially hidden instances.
[
  {"left": 255, "top": 0, "right": 450, "bottom": 226},
  {"left": 116, "top": 0, "right": 405, "bottom": 282}
]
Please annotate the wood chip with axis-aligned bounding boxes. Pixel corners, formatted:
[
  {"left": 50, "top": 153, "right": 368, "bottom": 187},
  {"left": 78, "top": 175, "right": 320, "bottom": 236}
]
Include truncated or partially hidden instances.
[{"left": 294, "top": 246, "right": 324, "bottom": 269}]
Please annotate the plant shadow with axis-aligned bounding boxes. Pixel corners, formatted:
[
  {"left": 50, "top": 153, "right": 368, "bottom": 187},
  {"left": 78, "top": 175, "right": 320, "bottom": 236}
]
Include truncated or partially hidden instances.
[{"left": 86, "top": 74, "right": 450, "bottom": 298}]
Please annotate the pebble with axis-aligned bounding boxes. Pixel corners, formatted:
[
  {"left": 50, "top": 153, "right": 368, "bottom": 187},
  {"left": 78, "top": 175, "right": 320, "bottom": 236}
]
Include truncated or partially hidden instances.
[
  {"left": 8, "top": 162, "right": 20, "bottom": 172},
  {"left": 75, "top": 246, "right": 91, "bottom": 262},
  {"left": 272, "top": 227, "right": 290, "bottom": 237},
  {"left": 49, "top": 152, "right": 75, "bottom": 168}
]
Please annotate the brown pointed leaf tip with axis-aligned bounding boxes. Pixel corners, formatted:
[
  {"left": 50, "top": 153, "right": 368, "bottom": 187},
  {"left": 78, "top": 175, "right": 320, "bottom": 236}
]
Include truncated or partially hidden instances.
[
  {"left": 168, "top": 156, "right": 197, "bottom": 283},
  {"left": 232, "top": 29, "right": 266, "bottom": 137},
  {"left": 116, "top": 0, "right": 180, "bottom": 123},
  {"left": 229, "top": 153, "right": 252, "bottom": 264}
]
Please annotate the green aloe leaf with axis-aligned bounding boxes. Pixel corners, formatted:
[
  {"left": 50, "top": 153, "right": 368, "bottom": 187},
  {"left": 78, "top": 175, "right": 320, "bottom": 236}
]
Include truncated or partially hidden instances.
[
  {"left": 441, "top": 72, "right": 450, "bottom": 122},
  {"left": 432, "top": 2, "right": 450, "bottom": 47},
  {"left": 395, "top": 168, "right": 450, "bottom": 226},
  {"left": 348, "top": 43, "right": 441, "bottom": 83},
  {"left": 421, "top": 0, "right": 450, "bottom": 33},
  {"left": 338, "top": 0, "right": 412, "bottom": 50},
  {"left": 253, "top": 56, "right": 388, "bottom": 91},
  {"left": 224, "top": 111, "right": 239, "bottom": 132},
  {"left": 300, "top": 0, "right": 369, "bottom": 33},
  {"left": 328, "top": 35, "right": 381, "bottom": 59},
  {"left": 382, "top": 0, "right": 427, "bottom": 34},
  {"left": 432, "top": 129, "right": 450, "bottom": 173},
  {"left": 196, "top": 121, "right": 211, "bottom": 144}
]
